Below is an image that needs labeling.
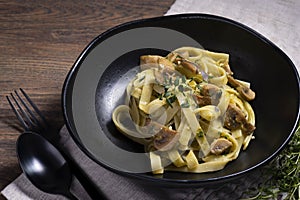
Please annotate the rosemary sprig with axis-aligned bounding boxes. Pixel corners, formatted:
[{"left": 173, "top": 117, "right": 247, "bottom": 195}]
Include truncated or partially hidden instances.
[{"left": 245, "top": 125, "right": 300, "bottom": 200}]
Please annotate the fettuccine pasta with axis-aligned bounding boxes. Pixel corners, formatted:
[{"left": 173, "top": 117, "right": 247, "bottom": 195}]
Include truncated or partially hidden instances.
[{"left": 112, "top": 47, "right": 256, "bottom": 174}]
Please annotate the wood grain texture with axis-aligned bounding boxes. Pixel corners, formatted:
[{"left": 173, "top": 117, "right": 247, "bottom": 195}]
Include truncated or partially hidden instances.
[{"left": 0, "top": 0, "right": 174, "bottom": 197}]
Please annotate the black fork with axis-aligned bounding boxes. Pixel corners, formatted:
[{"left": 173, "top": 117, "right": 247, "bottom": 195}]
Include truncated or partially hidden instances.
[
  {"left": 6, "top": 88, "right": 58, "bottom": 142},
  {"left": 7, "top": 88, "right": 106, "bottom": 200}
]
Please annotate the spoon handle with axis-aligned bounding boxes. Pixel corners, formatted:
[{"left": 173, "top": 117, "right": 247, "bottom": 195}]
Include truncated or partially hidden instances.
[{"left": 61, "top": 151, "right": 108, "bottom": 200}]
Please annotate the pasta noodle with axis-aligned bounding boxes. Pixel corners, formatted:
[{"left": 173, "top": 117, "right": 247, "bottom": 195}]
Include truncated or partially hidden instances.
[{"left": 112, "top": 47, "right": 256, "bottom": 174}]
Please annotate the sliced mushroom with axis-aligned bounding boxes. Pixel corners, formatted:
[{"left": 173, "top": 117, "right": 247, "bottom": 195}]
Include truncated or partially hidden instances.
[
  {"left": 219, "top": 62, "right": 233, "bottom": 75},
  {"left": 226, "top": 75, "right": 239, "bottom": 88},
  {"left": 140, "top": 55, "right": 175, "bottom": 70},
  {"left": 227, "top": 75, "right": 255, "bottom": 101},
  {"left": 180, "top": 60, "right": 199, "bottom": 74},
  {"left": 236, "top": 86, "right": 256, "bottom": 101},
  {"left": 152, "top": 124, "right": 179, "bottom": 151},
  {"left": 224, "top": 103, "right": 256, "bottom": 134},
  {"left": 201, "top": 84, "right": 220, "bottom": 96},
  {"left": 242, "top": 122, "right": 256, "bottom": 135},
  {"left": 210, "top": 138, "right": 233, "bottom": 155},
  {"left": 201, "top": 84, "right": 222, "bottom": 104},
  {"left": 193, "top": 94, "right": 212, "bottom": 107},
  {"left": 166, "top": 52, "right": 179, "bottom": 62},
  {"left": 224, "top": 104, "right": 244, "bottom": 130},
  {"left": 170, "top": 55, "right": 204, "bottom": 81},
  {"left": 193, "top": 84, "right": 222, "bottom": 107}
]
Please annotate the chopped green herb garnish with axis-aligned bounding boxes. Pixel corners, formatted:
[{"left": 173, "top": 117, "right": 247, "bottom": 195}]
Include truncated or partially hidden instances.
[
  {"left": 166, "top": 97, "right": 175, "bottom": 107},
  {"left": 174, "top": 76, "right": 180, "bottom": 86},
  {"left": 197, "top": 129, "right": 204, "bottom": 137},
  {"left": 158, "top": 93, "right": 163, "bottom": 100},
  {"left": 208, "top": 74, "right": 214, "bottom": 79},
  {"left": 181, "top": 76, "right": 187, "bottom": 83},
  {"left": 180, "top": 100, "right": 190, "bottom": 108},
  {"left": 178, "top": 85, "right": 184, "bottom": 93},
  {"left": 169, "top": 77, "right": 172, "bottom": 85},
  {"left": 164, "top": 91, "right": 176, "bottom": 107},
  {"left": 164, "top": 91, "right": 173, "bottom": 98},
  {"left": 197, "top": 84, "right": 202, "bottom": 91},
  {"left": 220, "top": 132, "right": 229, "bottom": 139},
  {"left": 164, "top": 84, "right": 171, "bottom": 89},
  {"left": 138, "top": 75, "right": 145, "bottom": 82},
  {"left": 163, "top": 74, "right": 169, "bottom": 85}
]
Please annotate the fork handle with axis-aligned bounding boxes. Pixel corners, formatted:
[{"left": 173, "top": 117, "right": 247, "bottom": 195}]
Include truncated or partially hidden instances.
[{"left": 61, "top": 151, "right": 108, "bottom": 200}]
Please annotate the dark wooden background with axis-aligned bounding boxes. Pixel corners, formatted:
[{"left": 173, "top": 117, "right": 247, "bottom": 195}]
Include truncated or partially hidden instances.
[{"left": 0, "top": 0, "right": 174, "bottom": 198}]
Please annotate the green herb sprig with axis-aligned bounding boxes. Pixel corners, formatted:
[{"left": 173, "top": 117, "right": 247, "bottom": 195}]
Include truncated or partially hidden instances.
[
  {"left": 245, "top": 125, "right": 300, "bottom": 200},
  {"left": 161, "top": 73, "right": 192, "bottom": 108}
]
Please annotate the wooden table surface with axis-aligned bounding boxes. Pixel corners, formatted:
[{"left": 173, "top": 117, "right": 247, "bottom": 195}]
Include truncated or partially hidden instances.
[{"left": 0, "top": 0, "right": 174, "bottom": 197}]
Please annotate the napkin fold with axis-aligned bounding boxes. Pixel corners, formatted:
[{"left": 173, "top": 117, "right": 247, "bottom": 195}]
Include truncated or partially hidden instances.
[
  {"left": 2, "top": 126, "right": 262, "bottom": 200},
  {"left": 2, "top": 0, "right": 300, "bottom": 199}
]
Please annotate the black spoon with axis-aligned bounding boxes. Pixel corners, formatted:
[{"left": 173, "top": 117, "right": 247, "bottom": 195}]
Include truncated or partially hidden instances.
[{"left": 16, "top": 131, "right": 78, "bottom": 199}]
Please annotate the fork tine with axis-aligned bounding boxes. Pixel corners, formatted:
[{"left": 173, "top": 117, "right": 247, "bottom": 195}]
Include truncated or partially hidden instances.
[
  {"left": 7, "top": 89, "right": 58, "bottom": 143},
  {"left": 19, "top": 88, "right": 48, "bottom": 126},
  {"left": 7, "top": 88, "right": 49, "bottom": 132},
  {"left": 6, "top": 94, "right": 29, "bottom": 130},
  {"left": 12, "top": 92, "right": 36, "bottom": 128},
  {"left": 14, "top": 89, "right": 42, "bottom": 127}
]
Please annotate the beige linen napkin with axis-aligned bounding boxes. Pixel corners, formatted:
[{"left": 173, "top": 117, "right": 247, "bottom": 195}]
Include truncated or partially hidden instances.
[{"left": 2, "top": 0, "right": 299, "bottom": 199}]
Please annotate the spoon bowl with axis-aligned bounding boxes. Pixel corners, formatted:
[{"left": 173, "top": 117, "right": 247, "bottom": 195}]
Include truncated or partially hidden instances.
[{"left": 16, "top": 131, "right": 77, "bottom": 199}]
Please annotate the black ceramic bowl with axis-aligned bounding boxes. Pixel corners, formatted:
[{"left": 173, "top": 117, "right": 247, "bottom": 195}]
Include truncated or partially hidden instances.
[{"left": 62, "top": 14, "right": 300, "bottom": 186}]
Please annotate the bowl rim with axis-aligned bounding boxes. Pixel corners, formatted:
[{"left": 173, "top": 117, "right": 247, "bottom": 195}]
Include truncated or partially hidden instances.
[{"left": 62, "top": 13, "right": 300, "bottom": 185}]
